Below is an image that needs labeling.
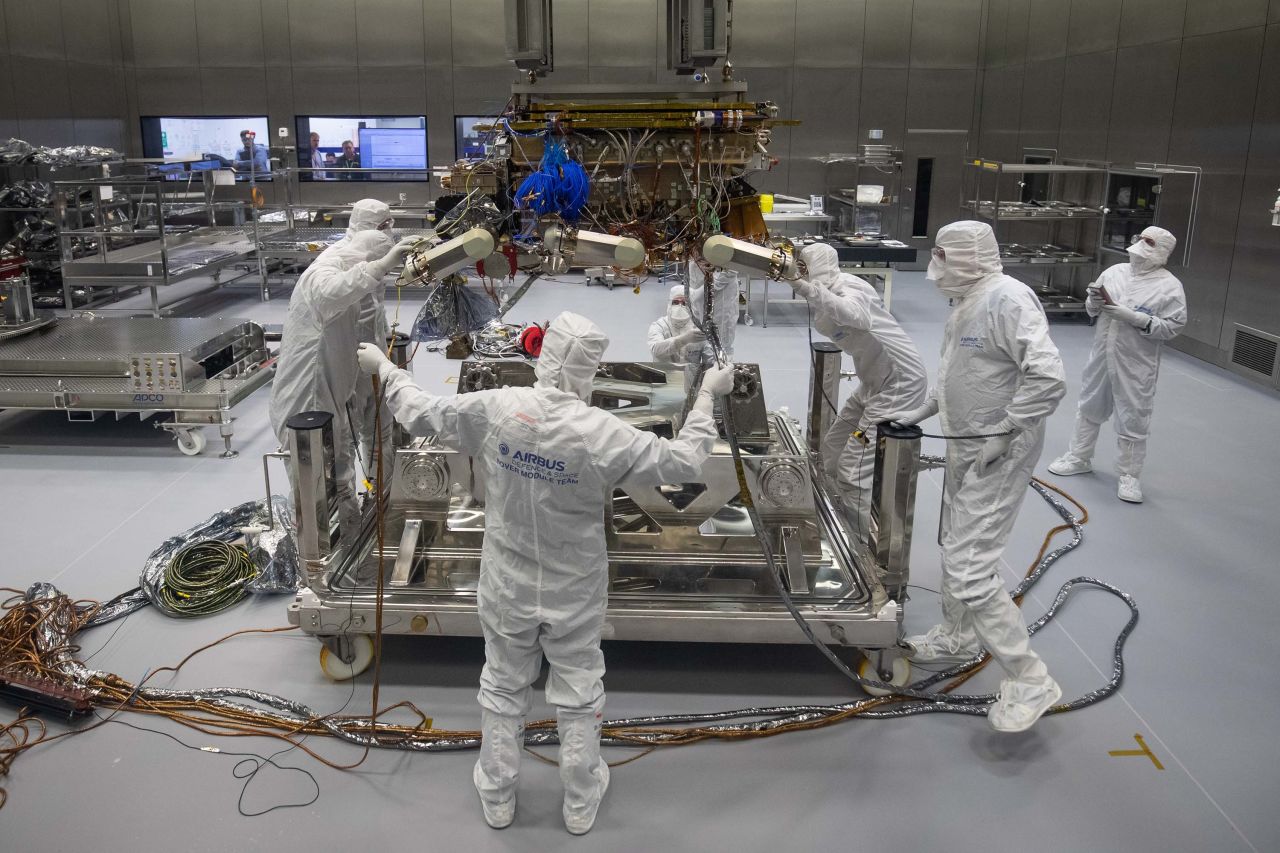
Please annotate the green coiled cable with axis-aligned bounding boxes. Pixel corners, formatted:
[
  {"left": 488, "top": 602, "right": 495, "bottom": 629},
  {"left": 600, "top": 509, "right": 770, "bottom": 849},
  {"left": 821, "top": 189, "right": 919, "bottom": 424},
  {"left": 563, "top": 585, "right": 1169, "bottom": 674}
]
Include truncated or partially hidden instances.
[{"left": 158, "top": 540, "right": 257, "bottom": 618}]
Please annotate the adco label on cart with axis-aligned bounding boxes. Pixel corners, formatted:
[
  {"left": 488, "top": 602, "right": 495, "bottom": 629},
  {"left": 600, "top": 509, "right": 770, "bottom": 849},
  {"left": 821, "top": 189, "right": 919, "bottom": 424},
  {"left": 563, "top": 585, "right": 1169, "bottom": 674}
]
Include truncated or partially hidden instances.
[{"left": 133, "top": 393, "right": 166, "bottom": 403}]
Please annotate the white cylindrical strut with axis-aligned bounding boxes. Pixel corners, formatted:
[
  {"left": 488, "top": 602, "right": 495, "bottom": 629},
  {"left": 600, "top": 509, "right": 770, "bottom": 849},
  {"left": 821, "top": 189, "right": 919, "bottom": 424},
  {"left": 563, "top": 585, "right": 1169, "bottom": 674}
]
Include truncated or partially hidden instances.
[
  {"left": 701, "top": 234, "right": 798, "bottom": 280},
  {"left": 399, "top": 227, "right": 495, "bottom": 286},
  {"left": 545, "top": 224, "right": 646, "bottom": 270}
]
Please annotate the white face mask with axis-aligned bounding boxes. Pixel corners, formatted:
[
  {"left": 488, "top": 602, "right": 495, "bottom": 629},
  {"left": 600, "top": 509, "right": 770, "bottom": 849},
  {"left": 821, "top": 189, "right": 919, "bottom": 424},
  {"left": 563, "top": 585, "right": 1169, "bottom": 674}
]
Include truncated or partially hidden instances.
[
  {"left": 667, "top": 302, "right": 691, "bottom": 329},
  {"left": 927, "top": 257, "right": 972, "bottom": 298},
  {"left": 1127, "top": 240, "right": 1161, "bottom": 274}
]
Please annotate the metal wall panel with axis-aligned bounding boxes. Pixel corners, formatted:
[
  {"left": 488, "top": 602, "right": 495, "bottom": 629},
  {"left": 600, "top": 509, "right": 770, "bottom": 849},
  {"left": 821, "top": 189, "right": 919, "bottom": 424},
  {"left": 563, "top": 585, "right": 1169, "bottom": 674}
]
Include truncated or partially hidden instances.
[
  {"left": 5, "top": 0, "right": 65, "bottom": 60},
  {"left": 983, "top": 0, "right": 1008, "bottom": 67},
  {"left": 1016, "top": 57, "right": 1062, "bottom": 151},
  {"left": 795, "top": 0, "right": 864, "bottom": 68},
  {"left": 69, "top": 62, "right": 126, "bottom": 118},
  {"left": 288, "top": 0, "right": 359, "bottom": 67},
  {"left": 73, "top": 117, "right": 126, "bottom": 150},
  {"left": 17, "top": 118, "right": 76, "bottom": 146},
  {"left": 858, "top": 67, "right": 908, "bottom": 147},
  {"left": 907, "top": 68, "right": 975, "bottom": 130},
  {"left": 129, "top": 0, "right": 198, "bottom": 67},
  {"left": 357, "top": 65, "right": 427, "bottom": 114},
  {"left": 355, "top": 0, "right": 426, "bottom": 66},
  {"left": 10, "top": 58, "right": 71, "bottom": 118},
  {"left": 1272, "top": 0, "right": 1280, "bottom": 23},
  {"left": 1025, "top": 0, "right": 1068, "bottom": 60},
  {"left": 1167, "top": 27, "right": 1265, "bottom": 346},
  {"left": 1066, "top": 0, "right": 1121, "bottom": 55},
  {"left": 550, "top": 0, "right": 588, "bottom": 68},
  {"left": 736, "top": 65, "right": 794, "bottom": 108},
  {"left": 200, "top": 66, "right": 268, "bottom": 114},
  {"left": 451, "top": 64, "right": 521, "bottom": 114},
  {"left": 1106, "top": 40, "right": 1179, "bottom": 164},
  {"left": 588, "top": 0, "right": 658, "bottom": 68},
  {"left": 290, "top": 65, "right": 360, "bottom": 113},
  {"left": 448, "top": 0, "right": 503, "bottom": 67},
  {"left": 132, "top": 66, "right": 201, "bottom": 113},
  {"left": 425, "top": 62, "right": 454, "bottom": 171},
  {"left": 1118, "top": 0, "right": 1186, "bottom": 47},
  {"left": 977, "top": 64, "right": 1022, "bottom": 160},
  {"left": 261, "top": 0, "right": 292, "bottom": 65},
  {"left": 863, "top": 0, "right": 913, "bottom": 68},
  {"left": 1004, "top": 0, "right": 1029, "bottom": 64},
  {"left": 1224, "top": 23, "right": 1280, "bottom": 338},
  {"left": 264, "top": 63, "right": 294, "bottom": 124},
  {"left": 0, "top": 54, "right": 15, "bottom": 121},
  {"left": 732, "top": 0, "right": 797, "bottom": 69},
  {"left": 194, "top": 0, "right": 266, "bottom": 66},
  {"left": 910, "top": 0, "right": 981, "bottom": 68},
  {"left": 789, "top": 67, "right": 860, "bottom": 192},
  {"left": 1183, "top": 0, "right": 1267, "bottom": 37},
  {"left": 1057, "top": 51, "right": 1114, "bottom": 160},
  {"left": 60, "top": 0, "right": 120, "bottom": 64}
]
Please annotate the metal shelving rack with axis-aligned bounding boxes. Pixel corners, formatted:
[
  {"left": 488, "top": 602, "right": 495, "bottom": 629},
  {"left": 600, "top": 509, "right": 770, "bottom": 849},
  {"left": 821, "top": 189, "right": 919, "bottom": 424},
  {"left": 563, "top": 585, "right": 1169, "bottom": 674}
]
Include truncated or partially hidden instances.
[
  {"left": 55, "top": 174, "right": 264, "bottom": 317},
  {"left": 822, "top": 145, "right": 904, "bottom": 237},
  {"left": 961, "top": 158, "right": 1108, "bottom": 314}
]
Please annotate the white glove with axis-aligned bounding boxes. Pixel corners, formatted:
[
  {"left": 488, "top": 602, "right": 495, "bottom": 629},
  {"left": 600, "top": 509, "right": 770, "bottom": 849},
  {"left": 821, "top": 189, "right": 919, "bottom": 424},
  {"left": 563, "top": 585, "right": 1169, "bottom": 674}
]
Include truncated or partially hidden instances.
[
  {"left": 1085, "top": 284, "right": 1104, "bottom": 311},
  {"left": 674, "top": 327, "right": 706, "bottom": 348},
  {"left": 356, "top": 342, "right": 392, "bottom": 377},
  {"left": 975, "top": 432, "right": 1015, "bottom": 476},
  {"left": 886, "top": 399, "right": 939, "bottom": 429},
  {"left": 371, "top": 236, "right": 423, "bottom": 278},
  {"left": 700, "top": 363, "right": 736, "bottom": 397},
  {"left": 1103, "top": 303, "right": 1150, "bottom": 330}
]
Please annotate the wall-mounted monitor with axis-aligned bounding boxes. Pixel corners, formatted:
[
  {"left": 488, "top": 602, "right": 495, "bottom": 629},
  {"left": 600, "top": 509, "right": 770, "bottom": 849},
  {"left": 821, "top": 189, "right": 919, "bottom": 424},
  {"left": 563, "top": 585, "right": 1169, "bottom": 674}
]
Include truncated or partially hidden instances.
[
  {"left": 295, "top": 116, "right": 427, "bottom": 182},
  {"left": 455, "top": 116, "right": 493, "bottom": 159},
  {"left": 140, "top": 116, "right": 272, "bottom": 180}
]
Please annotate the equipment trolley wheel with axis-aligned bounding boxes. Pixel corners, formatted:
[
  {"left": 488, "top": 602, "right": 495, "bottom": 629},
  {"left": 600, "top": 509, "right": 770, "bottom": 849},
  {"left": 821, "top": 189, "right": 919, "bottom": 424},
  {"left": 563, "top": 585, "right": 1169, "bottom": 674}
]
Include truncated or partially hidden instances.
[
  {"left": 319, "top": 634, "right": 375, "bottom": 681},
  {"left": 857, "top": 653, "right": 911, "bottom": 697},
  {"left": 175, "top": 428, "right": 207, "bottom": 456}
]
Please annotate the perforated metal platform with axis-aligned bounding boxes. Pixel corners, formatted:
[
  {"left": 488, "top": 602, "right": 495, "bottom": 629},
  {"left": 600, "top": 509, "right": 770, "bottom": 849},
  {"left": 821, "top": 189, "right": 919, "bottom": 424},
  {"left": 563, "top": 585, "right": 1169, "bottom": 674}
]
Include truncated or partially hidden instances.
[{"left": 0, "top": 317, "right": 257, "bottom": 376}]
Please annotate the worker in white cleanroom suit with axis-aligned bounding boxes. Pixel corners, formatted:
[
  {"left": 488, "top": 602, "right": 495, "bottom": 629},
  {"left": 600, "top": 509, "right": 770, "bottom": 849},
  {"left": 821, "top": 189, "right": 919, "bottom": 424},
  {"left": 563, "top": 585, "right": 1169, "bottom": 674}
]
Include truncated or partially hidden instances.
[
  {"left": 887, "top": 221, "right": 1066, "bottom": 733},
  {"left": 1048, "top": 226, "right": 1186, "bottom": 503},
  {"left": 789, "top": 242, "right": 928, "bottom": 536},
  {"left": 647, "top": 284, "right": 706, "bottom": 367},
  {"left": 342, "top": 200, "right": 401, "bottom": 487},
  {"left": 357, "top": 312, "right": 733, "bottom": 834},
  {"left": 685, "top": 258, "right": 740, "bottom": 386},
  {"left": 269, "top": 229, "right": 418, "bottom": 526}
]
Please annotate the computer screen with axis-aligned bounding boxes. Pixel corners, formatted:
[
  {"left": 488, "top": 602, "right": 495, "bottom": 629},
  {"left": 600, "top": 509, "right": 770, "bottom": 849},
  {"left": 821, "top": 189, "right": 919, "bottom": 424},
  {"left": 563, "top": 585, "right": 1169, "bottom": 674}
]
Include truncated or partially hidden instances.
[
  {"left": 359, "top": 127, "right": 428, "bottom": 170},
  {"left": 295, "top": 115, "right": 427, "bottom": 182}
]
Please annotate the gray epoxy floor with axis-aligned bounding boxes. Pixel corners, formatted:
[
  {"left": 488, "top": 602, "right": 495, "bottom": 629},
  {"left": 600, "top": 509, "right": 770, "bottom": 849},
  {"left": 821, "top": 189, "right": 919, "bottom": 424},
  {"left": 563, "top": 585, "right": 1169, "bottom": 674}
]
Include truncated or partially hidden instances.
[{"left": 2, "top": 270, "right": 1278, "bottom": 852}]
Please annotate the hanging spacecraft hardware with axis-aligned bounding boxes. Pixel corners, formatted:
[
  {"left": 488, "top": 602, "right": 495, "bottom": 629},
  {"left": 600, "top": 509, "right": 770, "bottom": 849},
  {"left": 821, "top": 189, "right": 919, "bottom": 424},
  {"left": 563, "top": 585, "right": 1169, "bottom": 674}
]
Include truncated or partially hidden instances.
[{"left": 431, "top": 0, "right": 797, "bottom": 273}]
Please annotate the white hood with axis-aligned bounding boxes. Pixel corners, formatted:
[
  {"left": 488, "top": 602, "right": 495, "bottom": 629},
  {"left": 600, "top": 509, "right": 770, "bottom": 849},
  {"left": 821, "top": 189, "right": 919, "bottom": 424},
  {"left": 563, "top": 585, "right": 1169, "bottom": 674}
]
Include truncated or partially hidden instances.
[
  {"left": 346, "top": 198, "right": 392, "bottom": 239},
  {"left": 1127, "top": 226, "right": 1176, "bottom": 275},
  {"left": 535, "top": 311, "right": 609, "bottom": 402},
  {"left": 928, "top": 220, "right": 1003, "bottom": 297},
  {"left": 666, "top": 284, "right": 692, "bottom": 332}
]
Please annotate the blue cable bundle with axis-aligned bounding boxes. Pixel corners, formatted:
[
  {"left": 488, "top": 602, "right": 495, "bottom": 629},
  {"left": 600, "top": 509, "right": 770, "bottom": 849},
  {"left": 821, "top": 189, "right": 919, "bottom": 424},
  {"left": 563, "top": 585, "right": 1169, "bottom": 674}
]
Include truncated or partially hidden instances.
[{"left": 514, "top": 138, "right": 590, "bottom": 221}]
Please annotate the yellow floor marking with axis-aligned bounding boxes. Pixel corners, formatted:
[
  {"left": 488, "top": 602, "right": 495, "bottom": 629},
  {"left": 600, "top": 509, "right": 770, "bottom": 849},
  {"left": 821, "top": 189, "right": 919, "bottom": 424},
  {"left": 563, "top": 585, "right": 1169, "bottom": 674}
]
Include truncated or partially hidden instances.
[{"left": 1109, "top": 733, "right": 1164, "bottom": 770}]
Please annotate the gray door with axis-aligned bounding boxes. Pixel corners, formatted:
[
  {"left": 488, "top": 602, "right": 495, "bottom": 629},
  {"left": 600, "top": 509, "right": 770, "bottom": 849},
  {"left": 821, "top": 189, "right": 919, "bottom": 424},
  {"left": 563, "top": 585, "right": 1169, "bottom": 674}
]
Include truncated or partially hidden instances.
[{"left": 897, "top": 129, "right": 971, "bottom": 269}]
